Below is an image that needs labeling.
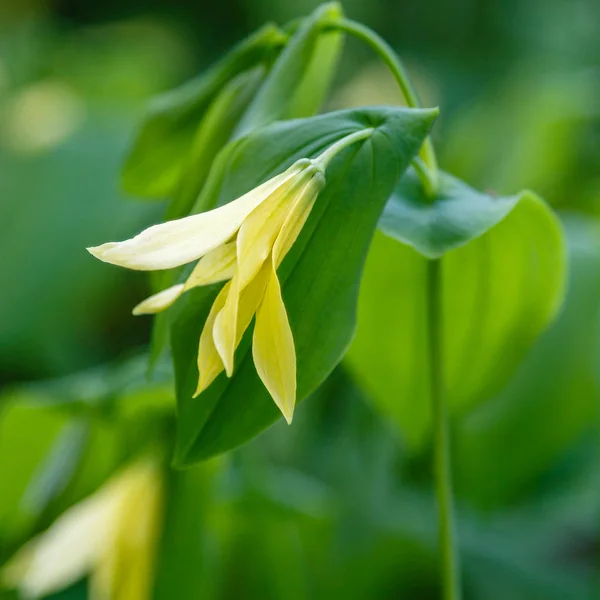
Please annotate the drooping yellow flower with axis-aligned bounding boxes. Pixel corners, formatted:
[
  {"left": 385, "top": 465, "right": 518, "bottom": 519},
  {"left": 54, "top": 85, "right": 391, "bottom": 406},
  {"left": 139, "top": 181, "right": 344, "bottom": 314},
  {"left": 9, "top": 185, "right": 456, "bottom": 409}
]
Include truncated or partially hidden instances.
[
  {"left": 88, "top": 129, "right": 372, "bottom": 422},
  {"left": 2, "top": 459, "right": 163, "bottom": 600}
]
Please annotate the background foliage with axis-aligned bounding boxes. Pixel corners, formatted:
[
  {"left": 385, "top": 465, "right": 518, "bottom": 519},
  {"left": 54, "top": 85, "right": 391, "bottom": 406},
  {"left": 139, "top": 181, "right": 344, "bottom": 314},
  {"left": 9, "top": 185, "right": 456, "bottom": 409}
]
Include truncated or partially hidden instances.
[{"left": 1, "top": 0, "right": 599, "bottom": 597}]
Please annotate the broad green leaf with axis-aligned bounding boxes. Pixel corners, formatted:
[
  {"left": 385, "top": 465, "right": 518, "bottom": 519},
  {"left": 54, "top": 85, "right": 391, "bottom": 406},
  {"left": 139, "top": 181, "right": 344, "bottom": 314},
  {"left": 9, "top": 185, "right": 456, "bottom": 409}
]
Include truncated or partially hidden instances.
[
  {"left": 120, "top": 24, "right": 285, "bottom": 199},
  {"left": 380, "top": 168, "right": 522, "bottom": 258},
  {"left": 346, "top": 186, "right": 566, "bottom": 450},
  {"left": 454, "top": 215, "right": 600, "bottom": 509},
  {"left": 235, "top": 2, "right": 344, "bottom": 135},
  {"left": 170, "top": 106, "right": 437, "bottom": 465}
]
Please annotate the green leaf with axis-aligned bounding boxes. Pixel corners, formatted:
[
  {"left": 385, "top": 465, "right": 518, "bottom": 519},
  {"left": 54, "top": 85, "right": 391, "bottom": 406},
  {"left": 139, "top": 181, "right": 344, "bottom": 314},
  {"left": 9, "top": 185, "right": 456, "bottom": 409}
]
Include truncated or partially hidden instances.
[
  {"left": 170, "top": 106, "right": 437, "bottom": 466},
  {"left": 235, "top": 2, "right": 344, "bottom": 135},
  {"left": 454, "top": 214, "right": 600, "bottom": 509},
  {"left": 166, "top": 67, "right": 266, "bottom": 220},
  {"left": 120, "top": 24, "right": 285, "bottom": 199},
  {"left": 380, "top": 168, "right": 522, "bottom": 258},
  {"left": 346, "top": 185, "right": 566, "bottom": 450}
]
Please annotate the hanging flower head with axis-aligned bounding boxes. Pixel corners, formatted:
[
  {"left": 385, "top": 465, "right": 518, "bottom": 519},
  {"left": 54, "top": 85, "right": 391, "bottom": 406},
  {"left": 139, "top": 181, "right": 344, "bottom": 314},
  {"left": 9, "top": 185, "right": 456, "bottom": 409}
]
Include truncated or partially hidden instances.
[{"left": 88, "top": 130, "right": 372, "bottom": 422}]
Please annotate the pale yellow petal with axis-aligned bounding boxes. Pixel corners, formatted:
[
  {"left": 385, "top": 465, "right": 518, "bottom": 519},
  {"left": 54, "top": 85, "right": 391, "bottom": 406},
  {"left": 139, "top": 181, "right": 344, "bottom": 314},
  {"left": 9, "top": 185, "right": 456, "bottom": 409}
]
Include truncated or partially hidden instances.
[
  {"left": 235, "top": 164, "right": 316, "bottom": 290},
  {"left": 252, "top": 266, "right": 296, "bottom": 423},
  {"left": 212, "top": 276, "right": 240, "bottom": 377},
  {"left": 216, "top": 168, "right": 315, "bottom": 372},
  {"left": 195, "top": 283, "right": 230, "bottom": 396},
  {"left": 184, "top": 241, "right": 236, "bottom": 290},
  {"left": 91, "top": 460, "right": 162, "bottom": 600},
  {"left": 210, "top": 165, "right": 320, "bottom": 389},
  {"left": 130, "top": 243, "right": 236, "bottom": 318},
  {"left": 273, "top": 175, "right": 324, "bottom": 267},
  {"left": 2, "top": 485, "right": 120, "bottom": 598},
  {"left": 87, "top": 164, "right": 304, "bottom": 271},
  {"left": 211, "top": 262, "right": 271, "bottom": 379},
  {"left": 132, "top": 284, "right": 185, "bottom": 315},
  {"left": 237, "top": 261, "right": 271, "bottom": 338}
]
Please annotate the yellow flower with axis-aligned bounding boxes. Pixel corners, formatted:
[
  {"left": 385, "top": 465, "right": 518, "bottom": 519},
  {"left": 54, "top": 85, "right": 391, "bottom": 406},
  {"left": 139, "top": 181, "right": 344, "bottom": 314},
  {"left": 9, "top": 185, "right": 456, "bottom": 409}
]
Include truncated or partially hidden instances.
[
  {"left": 88, "top": 129, "right": 372, "bottom": 423},
  {"left": 2, "top": 459, "right": 163, "bottom": 600}
]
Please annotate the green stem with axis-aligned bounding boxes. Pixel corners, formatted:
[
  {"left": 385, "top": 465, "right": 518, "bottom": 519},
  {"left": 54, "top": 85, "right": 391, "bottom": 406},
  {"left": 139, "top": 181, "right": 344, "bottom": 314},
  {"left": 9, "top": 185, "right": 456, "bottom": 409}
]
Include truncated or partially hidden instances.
[
  {"left": 323, "top": 17, "right": 439, "bottom": 196},
  {"left": 412, "top": 158, "right": 437, "bottom": 198},
  {"left": 315, "top": 127, "right": 374, "bottom": 170},
  {"left": 427, "top": 259, "right": 462, "bottom": 600}
]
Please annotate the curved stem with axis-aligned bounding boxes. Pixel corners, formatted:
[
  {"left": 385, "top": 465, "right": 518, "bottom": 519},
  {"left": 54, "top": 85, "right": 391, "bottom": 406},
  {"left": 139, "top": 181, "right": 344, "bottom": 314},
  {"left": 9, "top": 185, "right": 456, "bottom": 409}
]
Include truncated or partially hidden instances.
[
  {"left": 329, "top": 19, "right": 421, "bottom": 107},
  {"left": 315, "top": 127, "right": 374, "bottom": 170},
  {"left": 412, "top": 157, "right": 437, "bottom": 198},
  {"left": 323, "top": 17, "right": 439, "bottom": 196},
  {"left": 427, "top": 259, "right": 462, "bottom": 600}
]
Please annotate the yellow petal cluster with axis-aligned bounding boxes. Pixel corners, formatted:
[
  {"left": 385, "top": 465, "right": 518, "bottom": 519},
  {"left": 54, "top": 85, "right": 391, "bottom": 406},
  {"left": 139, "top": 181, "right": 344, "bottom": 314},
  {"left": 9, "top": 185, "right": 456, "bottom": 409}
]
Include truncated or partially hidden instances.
[
  {"left": 2, "top": 459, "right": 163, "bottom": 600},
  {"left": 89, "top": 159, "right": 325, "bottom": 422},
  {"left": 88, "top": 128, "right": 373, "bottom": 422}
]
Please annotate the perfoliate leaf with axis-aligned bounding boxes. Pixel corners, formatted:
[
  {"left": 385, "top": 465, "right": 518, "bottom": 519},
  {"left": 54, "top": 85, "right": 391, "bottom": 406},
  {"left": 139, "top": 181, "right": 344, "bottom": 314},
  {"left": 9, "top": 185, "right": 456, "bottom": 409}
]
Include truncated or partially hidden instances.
[
  {"left": 235, "top": 2, "right": 344, "bottom": 135},
  {"left": 121, "top": 24, "right": 285, "bottom": 199},
  {"left": 380, "top": 168, "right": 522, "bottom": 258},
  {"left": 171, "top": 106, "right": 437, "bottom": 466},
  {"left": 346, "top": 186, "right": 566, "bottom": 449}
]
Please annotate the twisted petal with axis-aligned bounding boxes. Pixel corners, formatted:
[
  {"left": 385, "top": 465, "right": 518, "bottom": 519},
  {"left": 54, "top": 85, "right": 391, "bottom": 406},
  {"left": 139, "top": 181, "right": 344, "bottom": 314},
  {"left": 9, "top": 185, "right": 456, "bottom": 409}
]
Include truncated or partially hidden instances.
[
  {"left": 250, "top": 176, "right": 323, "bottom": 422},
  {"left": 211, "top": 172, "right": 311, "bottom": 374},
  {"left": 236, "top": 172, "right": 312, "bottom": 290},
  {"left": 87, "top": 165, "right": 303, "bottom": 271},
  {"left": 211, "top": 276, "right": 240, "bottom": 377},
  {"left": 252, "top": 265, "right": 296, "bottom": 423},
  {"left": 195, "top": 283, "right": 230, "bottom": 396},
  {"left": 211, "top": 262, "right": 271, "bottom": 379},
  {"left": 132, "top": 284, "right": 185, "bottom": 315},
  {"left": 273, "top": 175, "right": 324, "bottom": 266},
  {"left": 210, "top": 170, "right": 319, "bottom": 375}
]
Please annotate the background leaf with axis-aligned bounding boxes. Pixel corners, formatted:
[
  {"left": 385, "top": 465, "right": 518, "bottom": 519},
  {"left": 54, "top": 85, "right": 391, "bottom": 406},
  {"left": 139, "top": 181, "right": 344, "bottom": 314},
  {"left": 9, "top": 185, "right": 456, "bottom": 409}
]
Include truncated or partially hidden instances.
[
  {"left": 346, "top": 189, "right": 566, "bottom": 449},
  {"left": 235, "top": 2, "right": 344, "bottom": 135},
  {"left": 120, "top": 24, "right": 285, "bottom": 199},
  {"left": 454, "top": 214, "right": 600, "bottom": 508}
]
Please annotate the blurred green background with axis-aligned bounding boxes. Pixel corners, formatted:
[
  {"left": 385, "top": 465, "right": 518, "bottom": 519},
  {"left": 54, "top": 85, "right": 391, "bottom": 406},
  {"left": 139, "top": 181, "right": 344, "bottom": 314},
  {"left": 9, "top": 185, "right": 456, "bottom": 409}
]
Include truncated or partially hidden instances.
[{"left": 1, "top": 0, "right": 599, "bottom": 598}]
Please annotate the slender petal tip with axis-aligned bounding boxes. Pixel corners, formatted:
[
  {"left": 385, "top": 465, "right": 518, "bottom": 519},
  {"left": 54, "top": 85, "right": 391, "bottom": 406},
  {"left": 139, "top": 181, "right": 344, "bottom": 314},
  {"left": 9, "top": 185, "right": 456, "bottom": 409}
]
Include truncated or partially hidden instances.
[
  {"left": 86, "top": 243, "right": 119, "bottom": 262},
  {"left": 192, "top": 373, "right": 214, "bottom": 398},
  {"left": 213, "top": 309, "right": 235, "bottom": 377},
  {"left": 132, "top": 284, "right": 185, "bottom": 316}
]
